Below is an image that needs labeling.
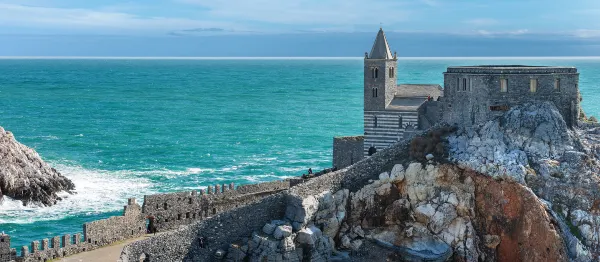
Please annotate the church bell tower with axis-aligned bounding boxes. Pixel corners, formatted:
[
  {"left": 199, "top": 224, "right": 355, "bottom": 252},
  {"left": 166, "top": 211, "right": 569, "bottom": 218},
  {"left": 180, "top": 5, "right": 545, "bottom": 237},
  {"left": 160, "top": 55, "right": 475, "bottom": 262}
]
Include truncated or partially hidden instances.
[{"left": 364, "top": 28, "right": 397, "bottom": 111}]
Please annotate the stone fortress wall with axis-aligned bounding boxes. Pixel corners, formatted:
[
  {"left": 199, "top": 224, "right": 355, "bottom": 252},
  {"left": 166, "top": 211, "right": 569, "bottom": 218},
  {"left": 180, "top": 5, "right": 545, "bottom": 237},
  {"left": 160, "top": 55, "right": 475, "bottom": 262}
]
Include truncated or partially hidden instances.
[
  {"left": 118, "top": 124, "right": 423, "bottom": 262},
  {"left": 0, "top": 199, "right": 143, "bottom": 262},
  {"left": 443, "top": 66, "right": 580, "bottom": 127},
  {"left": 0, "top": 179, "right": 300, "bottom": 262},
  {"left": 142, "top": 180, "right": 295, "bottom": 232},
  {"left": 332, "top": 136, "right": 364, "bottom": 169}
]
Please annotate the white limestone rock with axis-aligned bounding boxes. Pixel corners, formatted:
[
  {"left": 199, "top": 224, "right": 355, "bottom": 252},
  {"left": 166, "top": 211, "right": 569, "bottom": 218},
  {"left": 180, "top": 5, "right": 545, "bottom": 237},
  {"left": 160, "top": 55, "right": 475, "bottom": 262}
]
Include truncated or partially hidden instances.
[
  {"left": 296, "top": 226, "right": 323, "bottom": 246},
  {"left": 390, "top": 164, "right": 405, "bottom": 182},
  {"left": 274, "top": 225, "right": 293, "bottom": 240}
]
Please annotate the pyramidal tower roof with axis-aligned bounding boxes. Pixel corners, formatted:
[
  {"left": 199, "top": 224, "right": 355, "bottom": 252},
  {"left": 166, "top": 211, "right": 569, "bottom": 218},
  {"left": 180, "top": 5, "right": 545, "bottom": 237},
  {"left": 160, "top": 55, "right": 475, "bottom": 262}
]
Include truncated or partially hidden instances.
[{"left": 369, "top": 28, "right": 393, "bottom": 59}]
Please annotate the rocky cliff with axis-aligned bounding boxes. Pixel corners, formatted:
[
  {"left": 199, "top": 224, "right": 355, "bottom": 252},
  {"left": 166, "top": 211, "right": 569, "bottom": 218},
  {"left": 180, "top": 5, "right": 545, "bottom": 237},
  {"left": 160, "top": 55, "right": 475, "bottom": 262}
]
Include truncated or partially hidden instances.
[
  {"left": 0, "top": 127, "right": 74, "bottom": 206},
  {"left": 119, "top": 101, "right": 600, "bottom": 261}
]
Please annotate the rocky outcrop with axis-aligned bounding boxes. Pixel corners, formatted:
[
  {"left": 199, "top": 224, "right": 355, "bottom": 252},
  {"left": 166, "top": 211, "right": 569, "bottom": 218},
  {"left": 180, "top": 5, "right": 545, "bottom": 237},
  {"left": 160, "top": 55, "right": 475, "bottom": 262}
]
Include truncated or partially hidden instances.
[
  {"left": 0, "top": 127, "right": 74, "bottom": 206},
  {"left": 447, "top": 102, "right": 600, "bottom": 259},
  {"left": 219, "top": 162, "right": 570, "bottom": 262},
  {"left": 119, "top": 102, "right": 600, "bottom": 261}
]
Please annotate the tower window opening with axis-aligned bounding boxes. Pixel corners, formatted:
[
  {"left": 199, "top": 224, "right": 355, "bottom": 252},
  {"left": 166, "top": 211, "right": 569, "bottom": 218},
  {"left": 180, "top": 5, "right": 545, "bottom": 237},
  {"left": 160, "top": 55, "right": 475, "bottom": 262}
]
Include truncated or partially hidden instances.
[
  {"left": 555, "top": 79, "right": 561, "bottom": 91},
  {"left": 371, "top": 68, "right": 375, "bottom": 78},
  {"left": 456, "top": 78, "right": 460, "bottom": 91},
  {"left": 500, "top": 79, "right": 508, "bottom": 93},
  {"left": 375, "top": 68, "right": 379, "bottom": 78},
  {"left": 375, "top": 88, "right": 378, "bottom": 97},
  {"left": 389, "top": 67, "right": 395, "bottom": 78},
  {"left": 530, "top": 79, "right": 538, "bottom": 93},
  {"left": 462, "top": 78, "right": 467, "bottom": 91}
]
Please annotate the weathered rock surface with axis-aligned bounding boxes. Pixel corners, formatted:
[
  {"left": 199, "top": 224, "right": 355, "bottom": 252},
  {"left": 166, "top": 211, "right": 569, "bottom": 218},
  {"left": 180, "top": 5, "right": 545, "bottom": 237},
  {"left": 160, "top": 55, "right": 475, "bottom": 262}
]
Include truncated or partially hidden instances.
[
  {"left": 122, "top": 102, "right": 600, "bottom": 261},
  {"left": 448, "top": 102, "right": 600, "bottom": 259},
  {"left": 0, "top": 127, "right": 74, "bottom": 206}
]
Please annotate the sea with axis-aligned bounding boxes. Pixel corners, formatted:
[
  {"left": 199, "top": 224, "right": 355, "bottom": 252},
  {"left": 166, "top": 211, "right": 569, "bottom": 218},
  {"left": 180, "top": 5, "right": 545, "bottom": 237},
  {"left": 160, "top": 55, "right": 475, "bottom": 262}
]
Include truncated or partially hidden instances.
[{"left": 1, "top": 57, "right": 600, "bottom": 250}]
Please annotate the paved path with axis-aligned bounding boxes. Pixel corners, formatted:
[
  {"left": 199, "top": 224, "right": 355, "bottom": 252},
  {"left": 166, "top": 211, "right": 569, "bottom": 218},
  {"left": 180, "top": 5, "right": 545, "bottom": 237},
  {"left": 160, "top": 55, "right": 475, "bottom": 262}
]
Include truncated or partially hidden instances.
[{"left": 57, "top": 235, "right": 153, "bottom": 262}]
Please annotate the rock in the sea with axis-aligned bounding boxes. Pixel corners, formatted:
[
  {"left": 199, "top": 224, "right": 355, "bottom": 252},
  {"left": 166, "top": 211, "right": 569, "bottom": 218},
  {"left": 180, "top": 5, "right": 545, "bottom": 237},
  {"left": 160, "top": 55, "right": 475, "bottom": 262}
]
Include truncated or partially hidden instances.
[{"left": 0, "top": 127, "right": 74, "bottom": 206}]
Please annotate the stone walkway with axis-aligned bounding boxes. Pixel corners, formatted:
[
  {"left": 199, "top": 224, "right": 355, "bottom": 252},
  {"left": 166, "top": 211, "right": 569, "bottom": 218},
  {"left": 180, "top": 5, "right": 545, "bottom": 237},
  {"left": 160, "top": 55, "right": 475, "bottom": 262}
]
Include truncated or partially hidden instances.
[{"left": 57, "top": 234, "right": 154, "bottom": 262}]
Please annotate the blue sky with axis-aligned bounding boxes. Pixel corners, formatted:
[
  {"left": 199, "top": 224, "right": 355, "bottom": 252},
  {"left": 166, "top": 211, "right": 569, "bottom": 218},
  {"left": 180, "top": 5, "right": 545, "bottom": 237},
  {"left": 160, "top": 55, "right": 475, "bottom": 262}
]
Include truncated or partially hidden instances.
[{"left": 1, "top": 0, "right": 600, "bottom": 56}]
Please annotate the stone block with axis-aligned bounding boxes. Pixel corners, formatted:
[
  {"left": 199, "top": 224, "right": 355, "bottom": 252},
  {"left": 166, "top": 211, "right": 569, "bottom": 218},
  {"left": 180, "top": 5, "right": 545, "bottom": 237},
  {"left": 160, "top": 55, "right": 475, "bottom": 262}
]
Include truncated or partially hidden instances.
[{"left": 274, "top": 225, "right": 292, "bottom": 240}]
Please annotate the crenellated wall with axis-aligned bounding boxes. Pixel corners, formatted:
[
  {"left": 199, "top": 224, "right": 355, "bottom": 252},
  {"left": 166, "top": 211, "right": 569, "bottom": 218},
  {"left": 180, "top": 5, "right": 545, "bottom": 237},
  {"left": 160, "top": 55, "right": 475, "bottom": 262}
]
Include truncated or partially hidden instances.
[
  {"left": 3, "top": 198, "right": 143, "bottom": 262},
  {"left": 0, "top": 234, "right": 16, "bottom": 262},
  {"left": 4, "top": 178, "right": 302, "bottom": 262},
  {"left": 83, "top": 198, "right": 146, "bottom": 247},
  {"left": 142, "top": 180, "right": 293, "bottom": 232},
  {"left": 120, "top": 193, "right": 288, "bottom": 262}
]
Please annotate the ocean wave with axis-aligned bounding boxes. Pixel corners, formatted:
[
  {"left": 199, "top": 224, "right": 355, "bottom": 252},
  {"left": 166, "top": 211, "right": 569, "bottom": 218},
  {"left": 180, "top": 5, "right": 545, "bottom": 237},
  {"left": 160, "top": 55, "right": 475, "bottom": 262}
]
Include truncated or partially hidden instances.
[
  {"left": 0, "top": 163, "right": 155, "bottom": 224},
  {"left": 0, "top": 161, "right": 303, "bottom": 224}
]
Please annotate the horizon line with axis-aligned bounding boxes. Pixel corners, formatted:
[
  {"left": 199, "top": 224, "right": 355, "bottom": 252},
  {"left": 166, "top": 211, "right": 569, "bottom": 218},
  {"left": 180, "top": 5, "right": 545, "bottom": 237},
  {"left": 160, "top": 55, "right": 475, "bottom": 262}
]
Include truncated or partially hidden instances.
[{"left": 2, "top": 56, "right": 600, "bottom": 60}]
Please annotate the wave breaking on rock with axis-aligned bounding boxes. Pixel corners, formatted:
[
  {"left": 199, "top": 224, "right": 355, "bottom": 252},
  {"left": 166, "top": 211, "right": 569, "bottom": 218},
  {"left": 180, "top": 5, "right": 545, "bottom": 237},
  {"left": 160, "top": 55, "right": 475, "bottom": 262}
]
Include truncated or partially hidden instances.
[{"left": 0, "top": 127, "right": 74, "bottom": 206}]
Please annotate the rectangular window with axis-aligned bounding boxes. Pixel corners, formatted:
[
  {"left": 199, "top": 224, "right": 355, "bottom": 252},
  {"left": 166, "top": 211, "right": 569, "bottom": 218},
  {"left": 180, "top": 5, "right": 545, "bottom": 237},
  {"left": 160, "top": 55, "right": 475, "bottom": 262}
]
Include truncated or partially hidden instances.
[
  {"left": 500, "top": 79, "right": 508, "bottom": 92},
  {"left": 469, "top": 78, "right": 473, "bottom": 91},
  {"left": 457, "top": 78, "right": 460, "bottom": 91},
  {"left": 462, "top": 78, "right": 467, "bottom": 91},
  {"left": 555, "top": 79, "right": 561, "bottom": 91},
  {"left": 530, "top": 79, "right": 537, "bottom": 93}
]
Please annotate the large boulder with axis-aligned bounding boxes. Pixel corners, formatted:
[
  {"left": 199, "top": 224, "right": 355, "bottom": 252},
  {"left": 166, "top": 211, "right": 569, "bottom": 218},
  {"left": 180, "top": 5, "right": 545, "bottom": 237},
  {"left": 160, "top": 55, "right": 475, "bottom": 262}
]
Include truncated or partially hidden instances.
[{"left": 0, "top": 127, "right": 74, "bottom": 206}]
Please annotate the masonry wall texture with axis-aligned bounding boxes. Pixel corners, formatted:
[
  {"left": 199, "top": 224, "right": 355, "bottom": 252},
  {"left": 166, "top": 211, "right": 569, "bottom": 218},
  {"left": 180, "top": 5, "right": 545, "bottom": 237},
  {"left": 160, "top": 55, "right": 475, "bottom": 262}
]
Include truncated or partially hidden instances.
[
  {"left": 3, "top": 178, "right": 297, "bottom": 262},
  {"left": 84, "top": 198, "right": 146, "bottom": 246},
  {"left": 332, "top": 136, "right": 364, "bottom": 169},
  {"left": 118, "top": 126, "right": 432, "bottom": 262},
  {"left": 142, "top": 180, "right": 292, "bottom": 232},
  {"left": 0, "top": 199, "right": 145, "bottom": 262},
  {"left": 442, "top": 66, "right": 580, "bottom": 127},
  {"left": 363, "top": 59, "right": 397, "bottom": 112},
  {"left": 119, "top": 193, "right": 288, "bottom": 262}
]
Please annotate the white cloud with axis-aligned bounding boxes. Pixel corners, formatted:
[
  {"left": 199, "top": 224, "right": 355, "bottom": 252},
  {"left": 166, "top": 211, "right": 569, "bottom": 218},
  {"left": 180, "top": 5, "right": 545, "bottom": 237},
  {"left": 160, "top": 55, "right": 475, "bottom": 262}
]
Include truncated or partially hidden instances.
[
  {"left": 573, "top": 29, "right": 600, "bottom": 38},
  {"left": 0, "top": 3, "right": 240, "bottom": 33},
  {"left": 463, "top": 18, "right": 498, "bottom": 26},
  {"left": 176, "top": 0, "right": 411, "bottom": 26},
  {"left": 474, "top": 29, "right": 529, "bottom": 37}
]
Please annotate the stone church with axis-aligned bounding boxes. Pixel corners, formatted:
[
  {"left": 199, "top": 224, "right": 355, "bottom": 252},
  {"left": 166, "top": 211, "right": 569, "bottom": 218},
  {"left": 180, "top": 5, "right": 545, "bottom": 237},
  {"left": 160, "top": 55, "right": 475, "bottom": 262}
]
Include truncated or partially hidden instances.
[{"left": 332, "top": 28, "right": 581, "bottom": 169}]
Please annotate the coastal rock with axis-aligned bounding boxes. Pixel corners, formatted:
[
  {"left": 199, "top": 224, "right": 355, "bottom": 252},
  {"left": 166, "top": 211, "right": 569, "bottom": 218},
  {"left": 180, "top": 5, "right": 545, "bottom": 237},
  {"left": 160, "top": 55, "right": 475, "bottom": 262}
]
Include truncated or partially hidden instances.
[
  {"left": 472, "top": 175, "right": 569, "bottom": 262},
  {"left": 0, "top": 126, "right": 74, "bottom": 206}
]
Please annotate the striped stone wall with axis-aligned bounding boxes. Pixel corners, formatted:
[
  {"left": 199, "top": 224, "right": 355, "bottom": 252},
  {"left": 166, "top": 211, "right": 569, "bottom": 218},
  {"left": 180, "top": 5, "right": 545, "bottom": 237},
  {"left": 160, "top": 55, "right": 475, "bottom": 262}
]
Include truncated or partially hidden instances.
[{"left": 363, "top": 110, "right": 419, "bottom": 156}]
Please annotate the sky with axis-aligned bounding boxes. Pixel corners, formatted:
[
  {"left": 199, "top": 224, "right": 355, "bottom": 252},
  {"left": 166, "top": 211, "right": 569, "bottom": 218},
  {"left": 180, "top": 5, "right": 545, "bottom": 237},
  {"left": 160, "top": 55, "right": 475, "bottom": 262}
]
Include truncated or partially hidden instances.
[{"left": 0, "top": 0, "right": 600, "bottom": 56}]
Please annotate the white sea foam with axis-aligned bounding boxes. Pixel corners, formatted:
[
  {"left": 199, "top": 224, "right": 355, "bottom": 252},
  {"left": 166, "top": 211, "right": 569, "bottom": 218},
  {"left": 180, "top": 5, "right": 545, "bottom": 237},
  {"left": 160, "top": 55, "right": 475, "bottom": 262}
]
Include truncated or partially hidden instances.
[
  {"left": 0, "top": 161, "right": 299, "bottom": 224},
  {"left": 0, "top": 163, "right": 155, "bottom": 224}
]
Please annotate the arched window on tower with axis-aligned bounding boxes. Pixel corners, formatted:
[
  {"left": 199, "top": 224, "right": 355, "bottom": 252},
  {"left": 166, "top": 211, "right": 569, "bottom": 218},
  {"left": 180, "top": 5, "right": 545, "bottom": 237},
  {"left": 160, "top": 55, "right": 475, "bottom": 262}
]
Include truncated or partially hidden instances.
[
  {"left": 372, "top": 88, "right": 376, "bottom": 97},
  {"left": 375, "top": 68, "right": 379, "bottom": 78},
  {"left": 371, "top": 68, "right": 375, "bottom": 78},
  {"left": 375, "top": 88, "right": 378, "bottom": 97},
  {"left": 389, "top": 67, "right": 394, "bottom": 78}
]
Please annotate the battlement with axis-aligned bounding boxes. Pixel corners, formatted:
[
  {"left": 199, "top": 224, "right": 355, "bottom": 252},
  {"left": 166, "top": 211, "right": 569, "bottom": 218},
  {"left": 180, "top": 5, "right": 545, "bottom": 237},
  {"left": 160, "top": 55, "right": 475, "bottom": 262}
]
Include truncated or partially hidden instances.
[
  {"left": 0, "top": 234, "right": 16, "bottom": 262},
  {"left": 6, "top": 177, "right": 306, "bottom": 262},
  {"left": 142, "top": 180, "right": 294, "bottom": 232},
  {"left": 446, "top": 65, "right": 578, "bottom": 74}
]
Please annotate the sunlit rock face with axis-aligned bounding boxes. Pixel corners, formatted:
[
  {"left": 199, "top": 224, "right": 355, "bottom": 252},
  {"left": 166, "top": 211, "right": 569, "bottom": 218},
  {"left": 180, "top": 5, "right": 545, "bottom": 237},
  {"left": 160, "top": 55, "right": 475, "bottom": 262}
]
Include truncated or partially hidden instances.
[{"left": 0, "top": 126, "right": 74, "bottom": 206}]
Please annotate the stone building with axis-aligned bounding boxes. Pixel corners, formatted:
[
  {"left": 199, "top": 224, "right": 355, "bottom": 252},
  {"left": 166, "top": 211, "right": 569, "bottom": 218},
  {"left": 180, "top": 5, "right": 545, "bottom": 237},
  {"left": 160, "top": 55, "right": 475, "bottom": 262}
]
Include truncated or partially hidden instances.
[
  {"left": 332, "top": 28, "right": 442, "bottom": 169},
  {"left": 332, "top": 30, "right": 581, "bottom": 169},
  {"left": 442, "top": 65, "right": 580, "bottom": 127}
]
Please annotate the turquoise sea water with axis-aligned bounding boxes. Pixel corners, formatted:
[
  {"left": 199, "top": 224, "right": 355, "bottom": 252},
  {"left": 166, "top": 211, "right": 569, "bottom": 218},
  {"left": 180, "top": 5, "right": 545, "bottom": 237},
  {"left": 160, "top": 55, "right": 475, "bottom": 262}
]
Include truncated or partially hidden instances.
[{"left": 1, "top": 58, "right": 600, "bottom": 250}]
